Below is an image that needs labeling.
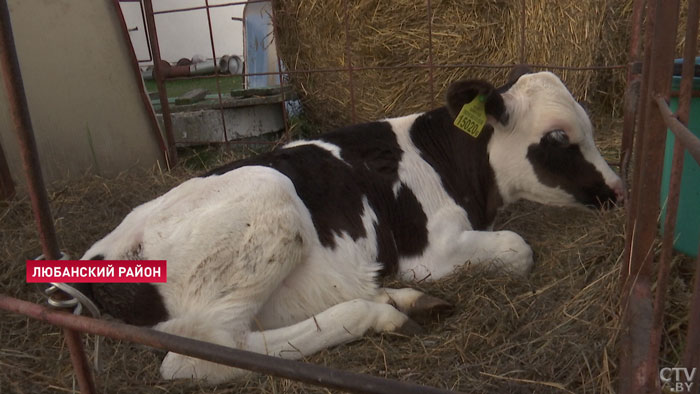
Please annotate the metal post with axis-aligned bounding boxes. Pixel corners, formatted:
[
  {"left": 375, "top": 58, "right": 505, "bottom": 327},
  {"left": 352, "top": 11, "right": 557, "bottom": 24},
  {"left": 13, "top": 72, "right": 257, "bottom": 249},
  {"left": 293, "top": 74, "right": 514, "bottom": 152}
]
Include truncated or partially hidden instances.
[
  {"left": 111, "top": 0, "right": 170, "bottom": 168},
  {"left": 648, "top": 0, "right": 699, "bottom": 387},
  {"left": 620, "top": 0, "right": 645, "bottom": 187},
  {"left": 0, "top": 1, "right": 96, "bottom": 392},
  {"left": 426, "top": 0, "right": 435, "bottom": 107},
  {"left": 143, "top": 0, "right": 177, "bottom": 164},
  {"left": 0, "top": 139, "right": 14, "bottom": 200},
  {"left": 203, "top": 0, "right": 229, "bottom": 143},
  {"left": 344, "top": 1, "right": 356, "bottom": 123},
  {"left": 619, "top": 1, "right": 680, "bottom": 393}
]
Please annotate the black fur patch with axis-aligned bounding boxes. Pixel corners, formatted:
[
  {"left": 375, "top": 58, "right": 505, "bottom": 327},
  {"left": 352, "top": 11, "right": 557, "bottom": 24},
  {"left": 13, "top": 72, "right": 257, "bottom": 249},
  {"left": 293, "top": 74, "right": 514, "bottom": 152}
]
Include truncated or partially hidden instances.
[
  {"left": 91, "top": 283, "right": 169, "bottom": 326},
  {"left": 409, "top": 107, "right": 503, "bottom": 230},
  {"left": 526, "top": 142, "right": 617, "bottom": 208},
  {"left": 206, "top": 121, "right": 431, "bottom": 275}
]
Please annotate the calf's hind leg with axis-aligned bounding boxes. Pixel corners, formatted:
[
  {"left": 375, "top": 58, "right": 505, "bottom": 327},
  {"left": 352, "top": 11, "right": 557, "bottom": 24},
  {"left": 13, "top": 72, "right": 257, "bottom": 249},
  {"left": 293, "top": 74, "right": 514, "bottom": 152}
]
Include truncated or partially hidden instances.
[{"left": 161, "top": 299, "right": 421, "bottom": 383}]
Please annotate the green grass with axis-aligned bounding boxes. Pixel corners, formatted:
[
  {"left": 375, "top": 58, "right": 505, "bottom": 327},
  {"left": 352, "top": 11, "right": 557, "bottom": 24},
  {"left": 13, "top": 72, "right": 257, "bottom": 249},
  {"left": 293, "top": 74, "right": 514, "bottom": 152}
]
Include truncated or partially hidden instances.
[{"left": 144, "top": 75, "right": 243, "bottom": 98}]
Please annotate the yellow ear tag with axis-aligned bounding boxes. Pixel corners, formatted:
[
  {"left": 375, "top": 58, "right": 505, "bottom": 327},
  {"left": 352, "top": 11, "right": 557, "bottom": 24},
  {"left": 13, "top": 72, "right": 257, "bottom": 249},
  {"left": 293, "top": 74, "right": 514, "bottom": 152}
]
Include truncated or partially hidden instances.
[{"left": 453, "top": 95, "right": 487, "bottom": 138}]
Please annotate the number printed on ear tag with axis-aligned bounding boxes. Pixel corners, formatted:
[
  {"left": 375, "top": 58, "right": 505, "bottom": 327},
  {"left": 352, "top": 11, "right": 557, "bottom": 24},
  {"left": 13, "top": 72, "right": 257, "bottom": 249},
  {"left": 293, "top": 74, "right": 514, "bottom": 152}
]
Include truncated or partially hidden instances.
[{"left": 453, "top": 95, "right": 487, "bottom": 138}]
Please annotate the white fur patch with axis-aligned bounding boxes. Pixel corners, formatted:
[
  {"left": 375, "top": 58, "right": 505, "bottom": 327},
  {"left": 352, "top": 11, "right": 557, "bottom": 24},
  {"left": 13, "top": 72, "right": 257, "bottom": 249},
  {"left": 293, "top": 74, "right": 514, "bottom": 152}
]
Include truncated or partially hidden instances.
[{"left": 283, "top": 140, "right": 347, "bottom": 163}]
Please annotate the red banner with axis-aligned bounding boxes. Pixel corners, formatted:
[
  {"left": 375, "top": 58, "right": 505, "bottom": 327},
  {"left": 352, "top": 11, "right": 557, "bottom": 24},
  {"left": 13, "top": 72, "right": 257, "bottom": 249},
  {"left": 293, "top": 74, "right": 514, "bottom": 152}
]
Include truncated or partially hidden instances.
[{"left": 26, "top": 260, "right": 167, "bottom": 283}]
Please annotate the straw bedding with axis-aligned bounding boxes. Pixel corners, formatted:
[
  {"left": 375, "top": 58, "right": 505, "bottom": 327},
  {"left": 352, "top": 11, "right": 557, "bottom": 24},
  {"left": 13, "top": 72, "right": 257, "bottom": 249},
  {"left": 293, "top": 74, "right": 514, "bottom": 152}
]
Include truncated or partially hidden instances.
[{"left": 0, "top": 116, "right": 693, "bottom": 393}]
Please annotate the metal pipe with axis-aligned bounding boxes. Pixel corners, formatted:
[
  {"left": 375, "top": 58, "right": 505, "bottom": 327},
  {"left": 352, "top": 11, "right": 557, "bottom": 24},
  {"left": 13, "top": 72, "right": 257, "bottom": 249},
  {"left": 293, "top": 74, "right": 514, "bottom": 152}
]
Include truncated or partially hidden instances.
[
  {"left": 0, "top": 295, "right": 460, "bottom": 394},
  {"left": 620, "top": 0, "right": 645, "bottom": 188},
  {"left": 153, "top": 0, "right": 271, "bottom": 15},
  {"left": 344, "top": 1, "right": 357, "bottom": 123},
  {"left": 270, "top": 0, "right": 290, "bottom": 140},
  {"left": 683, "top": 247, "right": 700, "bottom": 390},
  {"left": 654, "top": 96, "right": 700, "bottom": 165},
  {"left": 0, "top": 0, "right": 61, "bottom": 260},
  {"left": 154, "top": 63, "right": 627, "bottom": 83},
  {"left": 622, "top": 0, "right": 656, "bottom": 291},
  {"left": 519, "top": 0, "right": 526, "bottom": 64},
  {"left": 204, "top": 0, "right": 229, "bottom": 143},
  {"left": 111, "top": 0, "right": 169, "bottom": 168},
  {"left": 426, "top": 0, "right": 435, "bottom": 107},
  {"left": 0, "top": 139, "right": 14, "bottom": 200},
  {"left": 143, "top": 0, "right": 177, "bottom": 165},
  {"left": 0, "top": 2, "right": 97, "bottom": 392},
  {"left": 647, "top": 2, "right": 700, "bottom": 389},
  {"left": 620, "top": 1, "right": 680, "bottom": 393}
]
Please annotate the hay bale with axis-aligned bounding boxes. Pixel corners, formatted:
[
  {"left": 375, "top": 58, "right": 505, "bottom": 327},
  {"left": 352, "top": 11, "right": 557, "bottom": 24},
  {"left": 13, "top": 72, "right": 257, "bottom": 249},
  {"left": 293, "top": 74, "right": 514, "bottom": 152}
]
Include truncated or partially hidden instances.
[{"left": 275, "top": 0, "right": 634, "bottom": 130}]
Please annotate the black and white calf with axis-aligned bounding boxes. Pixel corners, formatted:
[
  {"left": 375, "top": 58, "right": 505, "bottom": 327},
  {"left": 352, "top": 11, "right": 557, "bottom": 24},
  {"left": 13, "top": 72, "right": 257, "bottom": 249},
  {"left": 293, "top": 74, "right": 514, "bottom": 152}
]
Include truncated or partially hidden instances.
[{"left": 80, "top": 70, "right": 622, "bottom": 383}]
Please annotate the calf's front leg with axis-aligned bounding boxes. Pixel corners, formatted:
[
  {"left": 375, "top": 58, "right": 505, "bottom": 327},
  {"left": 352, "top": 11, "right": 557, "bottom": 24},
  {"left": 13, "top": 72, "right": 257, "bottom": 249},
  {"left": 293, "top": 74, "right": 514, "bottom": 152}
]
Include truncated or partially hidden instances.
[{"left": 400, "top": 225, "right": 534, "bottom": 281}]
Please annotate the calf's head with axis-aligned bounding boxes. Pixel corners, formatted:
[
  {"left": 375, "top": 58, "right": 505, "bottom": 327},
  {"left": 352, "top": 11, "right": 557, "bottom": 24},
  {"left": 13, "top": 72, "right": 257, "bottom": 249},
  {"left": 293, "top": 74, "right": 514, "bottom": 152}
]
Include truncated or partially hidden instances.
[{"left": 447, "top": 70, "right": 623, "bottom": 209}]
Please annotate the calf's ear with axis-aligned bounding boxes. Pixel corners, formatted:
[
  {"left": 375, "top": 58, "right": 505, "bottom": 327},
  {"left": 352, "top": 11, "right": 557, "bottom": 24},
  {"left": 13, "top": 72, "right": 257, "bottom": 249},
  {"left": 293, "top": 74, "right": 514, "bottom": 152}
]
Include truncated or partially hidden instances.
[{"left": 446, "top": 80, "right": 508, "bottom": 125}]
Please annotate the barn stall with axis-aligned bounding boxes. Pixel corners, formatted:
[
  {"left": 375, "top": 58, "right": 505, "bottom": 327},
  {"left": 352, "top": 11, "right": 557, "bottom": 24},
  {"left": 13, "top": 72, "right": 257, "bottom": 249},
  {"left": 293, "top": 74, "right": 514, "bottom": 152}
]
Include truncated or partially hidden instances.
[{"left": 1, "top": 0, "right": 699, "bottom": 393}]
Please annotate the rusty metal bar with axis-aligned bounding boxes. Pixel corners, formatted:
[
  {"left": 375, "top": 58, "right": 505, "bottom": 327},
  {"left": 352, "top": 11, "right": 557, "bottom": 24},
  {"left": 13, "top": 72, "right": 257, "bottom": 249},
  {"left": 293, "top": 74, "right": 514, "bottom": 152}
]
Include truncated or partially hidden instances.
[
  {"left": 620, "top": 0, "right": 680, "bottom": 393},
  {"left": 344, "top": 1, "right": 357, "bottom": 123},
  {"left": 683, "top": 247, "right": 700, "bottom": 390},
  {"left": 270, "top": 0, "right": 291, "bottom": 140},
  {"left": 136, "top": 0, "right": 153, "bottom": 63},
  {"left": 117, "top": 0, "right": 154, "bottom": 63},
  {"left": 620, "top": 0, "right": 645, "bottom": 186},
  {"left": 158, "top": 63, "right": 627, "bottom": 83},
  {"left": 647, "top": 0, "right": 699, "bottom": 384},
  {"left": 622, "top": 0, "right": 656, "bottom": 289},
  {"left": 0, "top": 2, "right": 61, "bottom": 260},
  {"left": 0, "top": 295, "right": 459, "bottom": 394},
  {"left": 426, "top": 0, "right": 435, "bottom": 107},
  {"left": 111, "top": 0, "right": 169, "bottom": 168},
  {"left": 519, "top": 0, "right": 526, "bottom": 64},
  {"left": 655, "top": 96, "right": 700, "bottom": 165},
  {"left": 143, "top": 0, "right": 177, "bottom": 165},
  {"left": 0, "top": 138, "right": 14, "bottom": 200},
  {"left": 152, "top": 0, "right": 269, "bottom": 15},
  {"left": 0, "top": 1, "right": 97, "bottom": 392},
  {"left": 203, "top": 0, "right": 229, "bottom": 143}
]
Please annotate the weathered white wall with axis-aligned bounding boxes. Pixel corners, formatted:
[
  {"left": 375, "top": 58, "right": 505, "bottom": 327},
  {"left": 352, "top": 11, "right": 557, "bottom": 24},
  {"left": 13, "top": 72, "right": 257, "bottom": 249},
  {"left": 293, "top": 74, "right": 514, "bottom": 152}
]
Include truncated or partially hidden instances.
[
  {"left": 0, "top": 0, "right": 164, "bottom": 188},
  {"left": 119, "top": 0, "right": 245, "bottom": 64}
]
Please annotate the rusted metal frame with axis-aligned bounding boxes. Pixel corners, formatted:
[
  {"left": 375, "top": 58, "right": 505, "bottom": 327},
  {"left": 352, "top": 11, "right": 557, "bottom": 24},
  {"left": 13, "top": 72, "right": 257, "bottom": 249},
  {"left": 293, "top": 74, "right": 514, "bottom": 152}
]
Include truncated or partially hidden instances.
[
  {"left": 619, "top": 1, "right": 680, "bottom": 393},
  {"left": 203, "top": 0, "right": 229, "bottom": 143},
  {"left": 344, "top": 1, "right": 357, "bottom": 123},
  {"left": 143, "top": 0, "right": 177, "bottom": 165},
  {"left": 683, "top": 249, "right": 700, "bottom": 390},
  {"left": 269, "top": 0, "right": 290, "bottom": 140},
  {"left": 156, "top": 62, "right": 626, "bottom": 82},
  {"left": 116, "top": 0, "right": 153, "bottom": 63},
  {"left": 519, "top": 0, "right": 526, "bottom": 64},
  {"left": 152, "top": 0, "right": 269, "bottom": 15},
  {"left": 136, "top": 0, "right": 153, "bottom": 63},
  {"left": 0, "top": 1, "right": 96, "bottom": 393},
  {"left": 655, "top": 97, "right": 700, "bottom": 165},
  {"left": 0, "top": 295, "right": 460, "bottom": 394},
  {"left": 620, "top": 0, "right": 645, "bottom": 189},
  {"left": 111, "top": 0, "right": 169, "bottom": 167},
  {"left": 622, "top": 0, "right": 656, "bottom": 289},
  {"left": 647, "top": 0, "right": 700, "bottom": 386},
  {"left": 0, "top": 138, "right": 15, "bottom": 200},
  {"left": 426, "top": 0, "right": 435, "bottom": 107}
]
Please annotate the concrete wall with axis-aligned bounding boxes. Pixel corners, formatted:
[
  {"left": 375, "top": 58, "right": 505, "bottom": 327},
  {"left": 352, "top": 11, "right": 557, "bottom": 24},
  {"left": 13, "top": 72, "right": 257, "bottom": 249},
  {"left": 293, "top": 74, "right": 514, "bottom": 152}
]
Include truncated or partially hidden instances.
[{"left": 0, "top": 0, "right": 164, "bottom": 189}]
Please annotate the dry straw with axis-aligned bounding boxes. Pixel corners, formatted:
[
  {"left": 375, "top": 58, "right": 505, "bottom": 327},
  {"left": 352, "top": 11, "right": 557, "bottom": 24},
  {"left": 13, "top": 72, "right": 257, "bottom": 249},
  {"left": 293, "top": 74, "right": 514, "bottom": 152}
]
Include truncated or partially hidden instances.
[
  {"left": 275, "top": 0, "right": 635, "bottom": 130},
  {"left": 0, "top": 126, "right": 693, "bottom": 393}
]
